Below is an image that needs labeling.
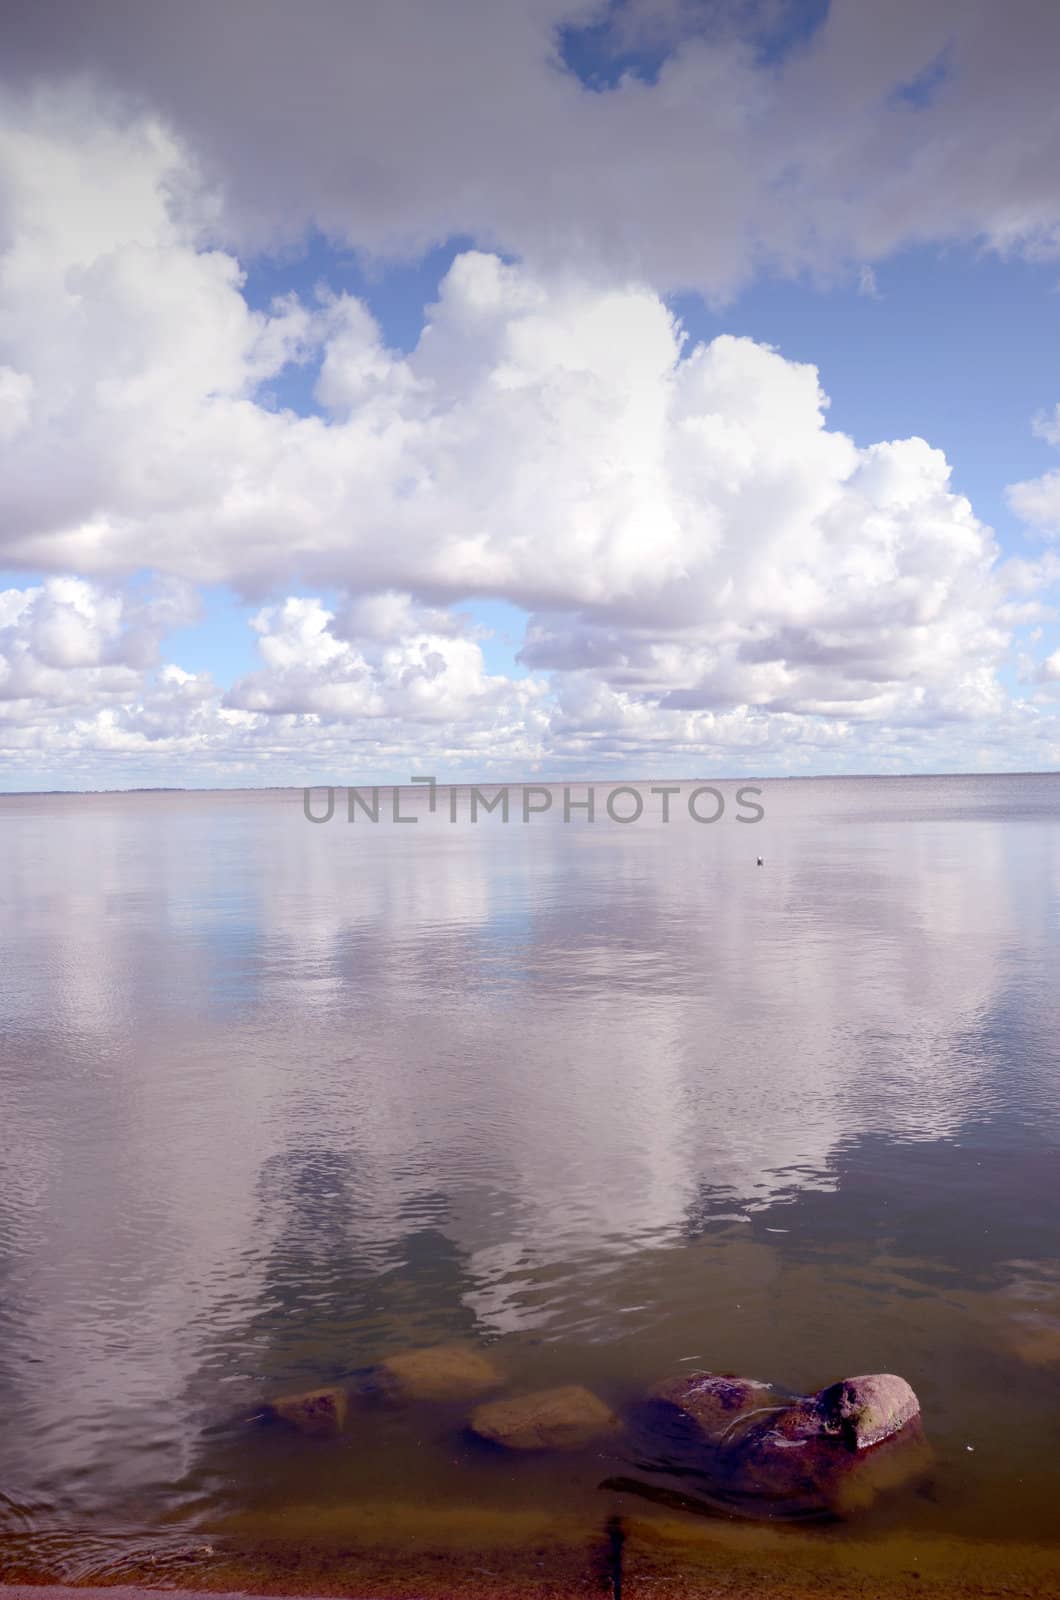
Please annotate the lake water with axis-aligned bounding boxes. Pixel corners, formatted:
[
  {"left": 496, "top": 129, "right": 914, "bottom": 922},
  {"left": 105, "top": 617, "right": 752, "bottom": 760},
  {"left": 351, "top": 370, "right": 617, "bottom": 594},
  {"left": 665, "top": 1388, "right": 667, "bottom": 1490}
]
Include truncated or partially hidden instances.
[{"left": 1, "top": 776, "right": 1058, "bottom": 1596}]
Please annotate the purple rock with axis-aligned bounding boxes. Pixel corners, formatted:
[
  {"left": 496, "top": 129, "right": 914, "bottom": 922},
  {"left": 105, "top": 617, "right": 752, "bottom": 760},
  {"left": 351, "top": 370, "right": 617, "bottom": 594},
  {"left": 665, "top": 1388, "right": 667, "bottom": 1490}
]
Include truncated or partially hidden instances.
[{"left": 635, "top": 1369, "right": 928, "bottom": 1519}]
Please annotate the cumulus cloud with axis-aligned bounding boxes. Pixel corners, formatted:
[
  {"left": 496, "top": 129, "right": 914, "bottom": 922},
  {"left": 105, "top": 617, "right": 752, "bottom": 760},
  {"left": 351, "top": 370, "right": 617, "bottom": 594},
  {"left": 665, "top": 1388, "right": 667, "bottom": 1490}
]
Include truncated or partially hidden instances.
[
  {"left": 0, "top": 71, "right": 1058, "bottom": 784},
  {"left": 0, "top": 576, "right": 196, "bottom": 710},
  {"left": 0, "top": 96, "right": 1016, "bottom": 741},
  {"left": 3, "top": 567, "right": 1057, "bottom": 791},
  {"left": 0, "top": 90, "right": 323, "bottom": 587},
  {"left": 0, "top": 577, "right": 553, "bottom": 787},
  {"left": 226, "top": 595, "right": 546, "bottom": 725}
]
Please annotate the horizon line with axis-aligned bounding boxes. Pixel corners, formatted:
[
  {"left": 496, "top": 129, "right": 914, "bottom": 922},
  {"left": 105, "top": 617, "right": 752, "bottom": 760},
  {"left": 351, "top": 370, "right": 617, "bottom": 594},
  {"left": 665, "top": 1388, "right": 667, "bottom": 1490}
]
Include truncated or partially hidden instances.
[{"left": 2, "top": 768, "right": 1059, "bottom": 798}]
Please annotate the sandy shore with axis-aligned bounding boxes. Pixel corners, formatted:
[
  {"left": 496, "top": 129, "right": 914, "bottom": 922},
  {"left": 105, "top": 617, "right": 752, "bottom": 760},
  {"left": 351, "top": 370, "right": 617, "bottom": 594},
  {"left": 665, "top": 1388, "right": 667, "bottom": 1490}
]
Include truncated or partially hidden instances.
[{"left": 3, "top": 1510, "right": 1060, "bottom": 1600}]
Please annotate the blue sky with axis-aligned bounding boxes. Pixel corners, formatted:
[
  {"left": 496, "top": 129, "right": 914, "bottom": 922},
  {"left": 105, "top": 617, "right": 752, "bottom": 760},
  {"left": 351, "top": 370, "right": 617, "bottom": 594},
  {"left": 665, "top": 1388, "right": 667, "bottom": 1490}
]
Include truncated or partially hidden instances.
[
  {"left": 558, "top": 0, "right": 834, "bottom": 84},
  {"left": 2, "top": 0, "right": 1060, "bottom": 788}
]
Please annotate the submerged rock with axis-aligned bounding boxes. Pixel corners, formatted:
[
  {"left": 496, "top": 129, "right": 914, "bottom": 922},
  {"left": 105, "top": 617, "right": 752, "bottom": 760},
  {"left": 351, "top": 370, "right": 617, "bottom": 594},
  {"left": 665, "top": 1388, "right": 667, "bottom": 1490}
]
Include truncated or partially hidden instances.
[
  {"left": 469, "top": 1384, "right": 622, "bottom": 1452},
  {"left": 645, "top": 1372, "right": 788, "bottom": 1445},
  {"left": 633, "top": 1369, "right": 927, "bottom": 1519},
  {"left": 266, "top": 1383, "right": 348, "bottom": 1436},
  {"left": 729, "top": 1385, "right": 929, "bottom": 1517},
  {"left": 374, "top": 1342, "right": 502, "bottom": 1403}
]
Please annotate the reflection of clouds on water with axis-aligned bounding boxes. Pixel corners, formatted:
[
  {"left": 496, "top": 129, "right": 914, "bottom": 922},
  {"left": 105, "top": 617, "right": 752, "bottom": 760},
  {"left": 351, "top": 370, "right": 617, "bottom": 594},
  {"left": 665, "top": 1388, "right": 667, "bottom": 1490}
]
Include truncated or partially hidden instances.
[
  {"left": 773, "top": 828, "right": 1013, "bottom": 1147},
  {"left": 0, "top": 1039, "right": 282, "bottom": 1502},
  {"left": 264, "top": 787, "right": 1049, "bottom": 1338},
  {"left": 0, "top": 779, "right": 1057, "bottom": 1490}
]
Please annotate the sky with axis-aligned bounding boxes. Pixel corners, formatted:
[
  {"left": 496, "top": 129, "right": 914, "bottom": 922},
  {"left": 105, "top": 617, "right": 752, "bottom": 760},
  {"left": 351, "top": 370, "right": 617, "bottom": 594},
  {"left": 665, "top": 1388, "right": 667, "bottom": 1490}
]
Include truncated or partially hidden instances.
[{"left": 2, "top": 0, "right": 1060, "bottom": 790}]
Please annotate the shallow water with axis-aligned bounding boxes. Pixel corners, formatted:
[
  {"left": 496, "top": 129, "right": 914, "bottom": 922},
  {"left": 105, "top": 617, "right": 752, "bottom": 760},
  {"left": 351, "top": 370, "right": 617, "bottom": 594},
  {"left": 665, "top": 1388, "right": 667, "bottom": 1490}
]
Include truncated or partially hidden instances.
[{"left": 1, "top": 775, "right": 1058, "bottom": 1591}]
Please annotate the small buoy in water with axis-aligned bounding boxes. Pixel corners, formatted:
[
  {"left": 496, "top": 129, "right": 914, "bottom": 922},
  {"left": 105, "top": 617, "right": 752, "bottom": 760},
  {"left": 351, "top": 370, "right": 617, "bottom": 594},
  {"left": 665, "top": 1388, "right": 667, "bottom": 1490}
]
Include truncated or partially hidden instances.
[{"left": 756, "top": 856, "right": 763, "bottom": 867}]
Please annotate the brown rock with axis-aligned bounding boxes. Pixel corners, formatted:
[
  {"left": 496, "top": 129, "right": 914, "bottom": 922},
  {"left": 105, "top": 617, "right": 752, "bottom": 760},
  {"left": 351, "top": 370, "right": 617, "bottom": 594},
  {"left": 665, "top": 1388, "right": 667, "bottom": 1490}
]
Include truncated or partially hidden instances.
[
  {"left": 813, "top": 1373, "right": 921, "bottom": 1449},
  {"left": 375, "top": 1343, "right": 502, "bottom": 1403},
  {"left": 266, "top": 1384, "right": 348, "bottom": 1436},
  {"left": 469, "top": 1384, "right": 622, "bottom": 1452}
]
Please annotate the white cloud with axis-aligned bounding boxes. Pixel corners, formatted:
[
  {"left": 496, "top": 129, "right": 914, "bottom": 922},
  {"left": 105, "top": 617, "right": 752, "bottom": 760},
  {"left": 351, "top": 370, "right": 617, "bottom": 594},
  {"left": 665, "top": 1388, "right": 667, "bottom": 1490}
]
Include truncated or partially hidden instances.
[
  {"left": 1009, "top": 406, "right": 1060, "bottom": 540},
  {"left": 0, "top": 576, "right": 196, "bottom": 711},
  {"left": 0, "top": 90, "right": 320, "bottom": 584},
  {"left": 3, "top": 568, "right": 1058, "bottom": 791},
  {"left": 227, "top": 594, "right": 546, "bottom": 725},
  {"left": 857, "top": 264, "right": 880, "bottom": 299},
  {"left": 1032, "top": 405, "right": 1060, "bottom": 447},
  {"left": 1032, "top": 648, "right": 1060, "bottom": 687},
  {"left": 0, "top": 578, "right": 554, "bottom": 786},
  {"left": 0, "top": 84, "right": 1057, "bottom": 784},
  {"left": 0, "top": 104, "right": 1008, "bottom": 648},
  {"left": 1010, "top": 472, "right": 1060, "bottom": 539}
]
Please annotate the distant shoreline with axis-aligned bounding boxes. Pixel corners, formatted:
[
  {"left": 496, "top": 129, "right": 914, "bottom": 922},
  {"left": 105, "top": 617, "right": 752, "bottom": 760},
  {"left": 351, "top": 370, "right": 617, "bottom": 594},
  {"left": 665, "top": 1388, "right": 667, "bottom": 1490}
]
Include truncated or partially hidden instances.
[{"left": 2, "top": 769, "right": 1059, "bottom": 798}]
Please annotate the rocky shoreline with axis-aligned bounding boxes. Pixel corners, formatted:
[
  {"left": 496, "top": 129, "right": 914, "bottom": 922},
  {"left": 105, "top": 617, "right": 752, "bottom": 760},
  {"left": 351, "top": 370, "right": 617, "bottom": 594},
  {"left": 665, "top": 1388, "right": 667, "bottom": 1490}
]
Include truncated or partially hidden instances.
[
  {"left": 265, "top": 1345, "right": 930, "bottom": 1522},
  {"left": 4, "top": 1348, "right": 1055, "bottom": 1598}
]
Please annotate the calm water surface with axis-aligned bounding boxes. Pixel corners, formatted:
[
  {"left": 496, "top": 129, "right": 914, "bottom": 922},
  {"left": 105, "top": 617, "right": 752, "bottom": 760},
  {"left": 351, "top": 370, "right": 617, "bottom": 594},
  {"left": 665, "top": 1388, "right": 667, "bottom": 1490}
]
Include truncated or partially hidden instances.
[{"left": 1, "top": 776, "right": 1058, "bottom": 1590}]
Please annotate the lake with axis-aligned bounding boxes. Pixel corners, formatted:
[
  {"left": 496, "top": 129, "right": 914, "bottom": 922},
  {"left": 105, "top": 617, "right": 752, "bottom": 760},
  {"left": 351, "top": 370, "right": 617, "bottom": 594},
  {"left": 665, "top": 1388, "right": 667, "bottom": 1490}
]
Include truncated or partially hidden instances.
[{"left": 1, "top": 776, "right": 1058, "bottom": 1596}]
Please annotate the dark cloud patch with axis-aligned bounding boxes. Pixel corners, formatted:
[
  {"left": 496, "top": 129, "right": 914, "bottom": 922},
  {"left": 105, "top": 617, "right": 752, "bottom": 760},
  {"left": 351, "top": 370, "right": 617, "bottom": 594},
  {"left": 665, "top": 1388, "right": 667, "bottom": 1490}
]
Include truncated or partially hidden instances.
[{"left": 4, "top": 1, "right": 1060, "bottom": 293}]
